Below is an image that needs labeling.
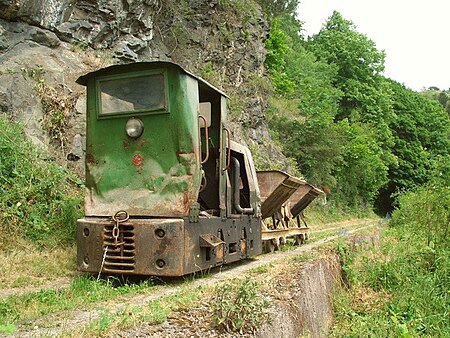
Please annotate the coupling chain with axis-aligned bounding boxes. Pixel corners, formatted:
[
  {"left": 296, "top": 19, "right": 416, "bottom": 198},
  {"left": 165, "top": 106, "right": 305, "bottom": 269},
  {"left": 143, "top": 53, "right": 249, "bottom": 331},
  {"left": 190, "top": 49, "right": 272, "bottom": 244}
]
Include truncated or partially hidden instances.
[{"left": 111, "top": 210, "right": 129, "bottom": 246}]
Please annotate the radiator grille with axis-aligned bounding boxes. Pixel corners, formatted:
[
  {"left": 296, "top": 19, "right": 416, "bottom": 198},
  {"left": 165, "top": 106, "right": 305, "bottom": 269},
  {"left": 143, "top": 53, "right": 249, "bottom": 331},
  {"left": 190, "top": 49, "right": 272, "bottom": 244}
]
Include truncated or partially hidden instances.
[{"left": 103, "top": 223, "right": 136, "bottom": 272}]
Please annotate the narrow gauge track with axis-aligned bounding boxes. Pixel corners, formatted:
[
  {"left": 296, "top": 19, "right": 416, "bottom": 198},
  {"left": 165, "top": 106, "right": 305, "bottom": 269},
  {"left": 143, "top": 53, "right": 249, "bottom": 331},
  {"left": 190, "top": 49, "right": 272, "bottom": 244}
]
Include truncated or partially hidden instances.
[{"left": 10, "top": 218, "right": 381, "bottom": 338}]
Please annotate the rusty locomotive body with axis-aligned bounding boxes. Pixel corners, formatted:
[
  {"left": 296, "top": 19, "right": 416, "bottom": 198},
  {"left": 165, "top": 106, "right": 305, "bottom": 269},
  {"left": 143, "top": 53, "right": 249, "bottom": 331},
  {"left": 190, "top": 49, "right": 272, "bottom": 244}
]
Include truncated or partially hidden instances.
[{"left": 76, "top": 62, "right": 322, "bottom": 276}]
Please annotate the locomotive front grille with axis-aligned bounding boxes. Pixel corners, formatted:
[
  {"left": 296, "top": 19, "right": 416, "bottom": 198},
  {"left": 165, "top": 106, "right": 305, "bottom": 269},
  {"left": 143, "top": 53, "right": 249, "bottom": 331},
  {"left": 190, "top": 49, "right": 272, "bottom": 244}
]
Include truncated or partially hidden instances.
[{"left": 102, "top": 224, "right": 136, "bottom": 272}]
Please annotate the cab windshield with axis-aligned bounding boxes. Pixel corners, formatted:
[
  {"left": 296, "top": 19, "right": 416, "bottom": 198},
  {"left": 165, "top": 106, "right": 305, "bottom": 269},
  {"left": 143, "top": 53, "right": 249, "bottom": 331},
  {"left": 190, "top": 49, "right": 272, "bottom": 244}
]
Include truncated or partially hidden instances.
[{"left": 99, "top": 74, "right": 165, "bottom": 115}]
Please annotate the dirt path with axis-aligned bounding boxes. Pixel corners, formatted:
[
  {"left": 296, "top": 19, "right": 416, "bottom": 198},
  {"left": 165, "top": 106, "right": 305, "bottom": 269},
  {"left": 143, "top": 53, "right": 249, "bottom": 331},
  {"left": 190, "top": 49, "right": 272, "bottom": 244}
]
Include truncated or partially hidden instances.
[{"left": 9, "top": 218, "right": 382, "bottom": 338}]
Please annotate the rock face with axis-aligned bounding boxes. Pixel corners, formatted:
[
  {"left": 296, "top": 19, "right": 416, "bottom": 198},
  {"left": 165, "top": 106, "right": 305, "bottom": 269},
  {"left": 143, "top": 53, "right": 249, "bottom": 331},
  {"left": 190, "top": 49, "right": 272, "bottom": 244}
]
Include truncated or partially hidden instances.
[
  {"left": 0, "top": 0, "right": 158, "bottom": 62},
  {"left": 0, "top": 0, "right": 287, "bottom": 174}
]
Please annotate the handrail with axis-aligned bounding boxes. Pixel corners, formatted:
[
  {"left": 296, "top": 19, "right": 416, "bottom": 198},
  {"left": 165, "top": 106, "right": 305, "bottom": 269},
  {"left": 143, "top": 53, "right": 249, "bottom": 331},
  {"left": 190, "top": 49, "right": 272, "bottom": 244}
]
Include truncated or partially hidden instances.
[
  {"left": 198, "top": 115, "right": 209, "bottom": 164},
  {"left": 231, "top": 157, "right": 254, "bottom": 215},
  {"left": 223, "top": 127, "right": 231, "bottom": 172}
]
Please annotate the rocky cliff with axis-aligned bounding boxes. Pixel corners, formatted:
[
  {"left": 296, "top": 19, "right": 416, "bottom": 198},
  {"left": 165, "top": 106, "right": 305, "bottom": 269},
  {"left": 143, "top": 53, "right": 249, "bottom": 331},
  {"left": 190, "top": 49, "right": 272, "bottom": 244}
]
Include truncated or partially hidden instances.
[{"left": 0, "top": 0, "right": 286, "bottom": 175}]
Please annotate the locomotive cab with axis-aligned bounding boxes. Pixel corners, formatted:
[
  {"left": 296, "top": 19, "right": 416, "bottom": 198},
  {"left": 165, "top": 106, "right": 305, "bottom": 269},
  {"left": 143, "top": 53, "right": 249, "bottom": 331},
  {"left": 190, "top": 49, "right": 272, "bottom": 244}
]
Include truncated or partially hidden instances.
[{"left": 76, "top": 62, "right": 262, "bottom": 276}]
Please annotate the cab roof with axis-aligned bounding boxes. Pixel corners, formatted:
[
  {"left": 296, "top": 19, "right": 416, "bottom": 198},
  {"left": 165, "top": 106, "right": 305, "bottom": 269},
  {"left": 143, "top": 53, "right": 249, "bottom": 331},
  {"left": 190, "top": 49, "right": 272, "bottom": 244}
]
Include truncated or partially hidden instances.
[{"left": 76, "top": 61, "right": 228, "bottom": 98}]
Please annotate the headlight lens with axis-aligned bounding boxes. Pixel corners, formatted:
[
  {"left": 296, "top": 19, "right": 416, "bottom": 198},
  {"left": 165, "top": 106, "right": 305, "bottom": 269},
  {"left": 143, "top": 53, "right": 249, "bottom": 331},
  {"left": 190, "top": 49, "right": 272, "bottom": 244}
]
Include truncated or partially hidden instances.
[{"left": 125, "top": 118, "right": 144, "bottom": 138}]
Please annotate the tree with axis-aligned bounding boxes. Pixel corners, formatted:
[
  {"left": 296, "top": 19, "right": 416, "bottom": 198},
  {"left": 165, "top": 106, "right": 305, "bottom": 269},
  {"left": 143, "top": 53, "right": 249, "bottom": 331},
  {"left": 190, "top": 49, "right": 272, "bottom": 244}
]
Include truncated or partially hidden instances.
[
  {"left": 333, "top": 121, "right": 389, "bottom": 206},
  {"left": 305, "top": 11, "right": 395, "bottom": 206},
  {"left": 308, "top": 12, "right": 393, "bottom": 136},
  {"left": 376, "top": 81, "right": 450, "bottom": 213},
  {"left": 264, "top": 15, "right": 342, "bottom": 189},
  {"left": 256, "top": 0, "right": 299, "bottom": 17},
  {"left": 438, "top": 91, "right": 448, "bottom": 107}
]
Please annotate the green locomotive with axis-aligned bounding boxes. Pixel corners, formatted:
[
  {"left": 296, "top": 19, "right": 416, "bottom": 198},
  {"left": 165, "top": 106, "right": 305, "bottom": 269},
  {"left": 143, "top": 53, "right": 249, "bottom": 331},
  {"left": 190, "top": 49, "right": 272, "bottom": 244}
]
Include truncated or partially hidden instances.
[{"left": 76, "top": 61, "right": 321, "bottom": 276}]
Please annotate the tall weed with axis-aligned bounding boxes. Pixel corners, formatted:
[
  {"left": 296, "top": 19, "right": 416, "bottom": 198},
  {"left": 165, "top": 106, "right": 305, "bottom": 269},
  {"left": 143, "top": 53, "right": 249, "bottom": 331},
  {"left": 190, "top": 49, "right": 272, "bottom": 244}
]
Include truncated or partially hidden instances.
[{"left": 210, "top": 278, "right": 269, "bottom": 334}]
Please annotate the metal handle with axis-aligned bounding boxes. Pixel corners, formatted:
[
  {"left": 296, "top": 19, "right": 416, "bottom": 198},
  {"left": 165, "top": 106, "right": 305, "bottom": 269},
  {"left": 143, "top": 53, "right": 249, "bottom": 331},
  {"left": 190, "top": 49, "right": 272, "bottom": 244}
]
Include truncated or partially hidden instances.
[
  {"left": 198, "top": 115, "right": 209, "bottom": 164},
  {"left": 223, "top": 127, "right": 231, "bottom": 172}
]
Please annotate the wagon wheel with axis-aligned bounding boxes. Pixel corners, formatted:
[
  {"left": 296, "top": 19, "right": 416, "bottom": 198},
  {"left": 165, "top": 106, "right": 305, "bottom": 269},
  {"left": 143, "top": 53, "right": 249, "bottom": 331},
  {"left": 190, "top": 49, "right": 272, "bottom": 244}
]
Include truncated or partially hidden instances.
[
  {"left": 263, "top": 240, "right": 275, "bottom": 253},
  {"left": 293, "top": 234, "right": 304, "bottom": 246},
  {"left": 273, "top": 238, "right": 280, "bottom": 251}
]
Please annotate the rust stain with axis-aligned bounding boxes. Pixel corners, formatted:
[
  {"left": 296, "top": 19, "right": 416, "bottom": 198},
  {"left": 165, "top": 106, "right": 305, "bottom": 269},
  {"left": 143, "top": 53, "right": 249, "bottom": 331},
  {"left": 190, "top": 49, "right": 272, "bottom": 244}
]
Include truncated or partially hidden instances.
[
  {"left": 216, "top": 244, "right": 224, "bottom": 262},
  {"left": 132, "top": 153, "right": 144, "bottom": 174},
  {"left": 134, "top": 139, "right": 146, "bottom": 149},
  {"left": 181, "top": 190, "right": 190, "bottom": 212},
  {"left": 132, "top": 154, "right": 143, "bottom": 166},
  {"left": 240, "top": 239, "right": 246, "bottom": 256},
  {"left": 86, "top": 154, "right": 97, "bottom": 164}
]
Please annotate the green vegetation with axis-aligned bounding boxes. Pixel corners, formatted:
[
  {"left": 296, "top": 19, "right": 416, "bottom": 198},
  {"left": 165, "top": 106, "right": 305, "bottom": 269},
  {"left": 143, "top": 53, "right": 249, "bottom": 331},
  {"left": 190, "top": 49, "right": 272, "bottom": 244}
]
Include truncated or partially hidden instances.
[
  {"left": 210, "top": 278, "right": 269, "bottom": 334},
  {"left": 378, "top": 81, "right": 450, "bottom": 211},
  {"left": 330, "top": 163, "right": 449, "bottom": 337},
  {"left": 85, "top": 286, "right": 201, "bottom": 336},
  {"left": 0, "top": 274, "right": 203, "bottom": 336},
  {"left": 0, "top": 276, "right": 156, "bottom": 329},
  {"left": 0, "top": 247, "right": 76, "bottom": 289},
  {"left": 261, "top": 3, "right": 450, "bottom": 214},
  {"left": 0, "top": 116, "right": 83, "bottom": 250},
  {"left": 420, "top": 87, "right": 450, "bottom": 115},
  {"left": 257, "top": 5, "right": 449, "bottom": 332},
  {"left": 35, "top": 80, "right": 79, "bottom": 148}
]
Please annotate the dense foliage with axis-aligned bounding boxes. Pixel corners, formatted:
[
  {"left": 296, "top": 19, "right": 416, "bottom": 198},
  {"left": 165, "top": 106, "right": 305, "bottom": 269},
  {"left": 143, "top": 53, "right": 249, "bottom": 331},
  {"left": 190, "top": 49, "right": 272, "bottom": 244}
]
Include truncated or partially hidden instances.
[
  {"left": 261, "top": 4, "right": 450, "bottom": 212},
  {"left": 0, "top": 116, "right": 83, "bottom": 250},
  {"left": 377, "top": 81, "right": 450, "bottom": 211}
]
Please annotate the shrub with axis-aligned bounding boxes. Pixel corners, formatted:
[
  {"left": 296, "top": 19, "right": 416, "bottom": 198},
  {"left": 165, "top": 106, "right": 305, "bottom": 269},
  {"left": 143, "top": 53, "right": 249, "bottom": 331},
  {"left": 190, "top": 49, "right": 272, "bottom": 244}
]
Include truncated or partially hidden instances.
[
  {"left": 210, "top": 278, "right": 269, "bottom": 334},
  {"left": 0, "top": 116, "right": 83, "bottom": 249}
]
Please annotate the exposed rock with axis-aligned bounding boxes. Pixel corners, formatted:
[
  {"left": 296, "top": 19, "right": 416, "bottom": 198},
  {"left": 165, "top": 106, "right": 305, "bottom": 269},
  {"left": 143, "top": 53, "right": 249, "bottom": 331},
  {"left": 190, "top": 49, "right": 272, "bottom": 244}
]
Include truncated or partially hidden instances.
[
  {"left": 0, "top": 0, "right": 70, "bottom": 27},
  {"left": 0, "top": 68, "right": 46, "bottom": 148},
  {"left": 0, "top": 18, "right": 91, "bottom": 169},
  {"left": 29, "top": 26, "right": 60, "bottom": 47}
]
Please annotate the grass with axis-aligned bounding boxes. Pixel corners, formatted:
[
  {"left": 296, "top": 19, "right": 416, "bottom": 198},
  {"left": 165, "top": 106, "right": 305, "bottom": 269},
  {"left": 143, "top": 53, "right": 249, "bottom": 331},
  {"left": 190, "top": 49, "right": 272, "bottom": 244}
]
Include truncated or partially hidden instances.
[
  {"left": 331, "top": 230, "right": 449, "bottom": 337},
  {"left": 290, "top": 252, "right": 315, "bottom": 262},
  {"left": 83, "top": 286, "right": 202, "bottom": 336},
  {"left": 330, "top": 180, "right": 450, "bottom": 337},
  {"left": 0, "top": 246, "right": 76, "bottom": 288},
  {"left": 306, "top": 199, "right": 377, "bottom": 226},
  {"left": 247, "top": 263, "right": 274, "bottom": 274},
  {"left": 0, "top": 276, "right": 158, "bottom": 329}
]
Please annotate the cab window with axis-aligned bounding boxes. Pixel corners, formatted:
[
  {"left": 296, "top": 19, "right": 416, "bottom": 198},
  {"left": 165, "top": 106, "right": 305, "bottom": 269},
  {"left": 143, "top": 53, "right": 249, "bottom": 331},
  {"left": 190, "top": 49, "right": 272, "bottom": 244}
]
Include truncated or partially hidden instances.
[{"left": 99, "top": 74, "right": 165, "bottom": 115}]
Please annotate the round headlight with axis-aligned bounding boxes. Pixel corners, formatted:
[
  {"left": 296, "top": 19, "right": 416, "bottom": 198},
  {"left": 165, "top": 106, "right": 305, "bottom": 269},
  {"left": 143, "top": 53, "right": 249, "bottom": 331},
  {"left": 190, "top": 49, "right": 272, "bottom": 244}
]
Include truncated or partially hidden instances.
[{"left": 125, "top": 118, "right": 144, "bottom": 138}]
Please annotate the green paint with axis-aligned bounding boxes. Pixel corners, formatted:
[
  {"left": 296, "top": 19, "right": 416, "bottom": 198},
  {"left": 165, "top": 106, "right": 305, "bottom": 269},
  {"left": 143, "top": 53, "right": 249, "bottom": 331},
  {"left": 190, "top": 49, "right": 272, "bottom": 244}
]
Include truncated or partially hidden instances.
[{"left": 82, "top": 63, "right": 202, "bottom": 216}]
